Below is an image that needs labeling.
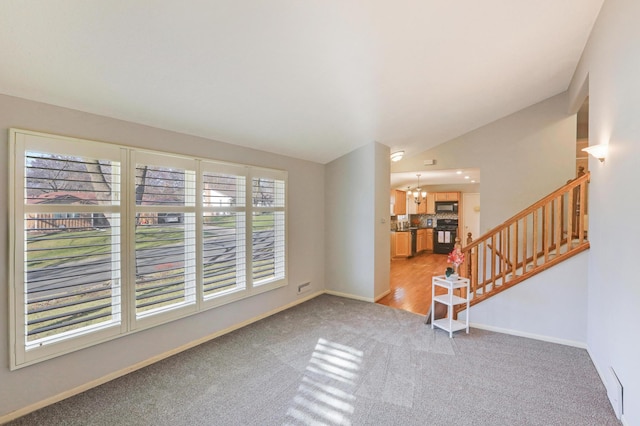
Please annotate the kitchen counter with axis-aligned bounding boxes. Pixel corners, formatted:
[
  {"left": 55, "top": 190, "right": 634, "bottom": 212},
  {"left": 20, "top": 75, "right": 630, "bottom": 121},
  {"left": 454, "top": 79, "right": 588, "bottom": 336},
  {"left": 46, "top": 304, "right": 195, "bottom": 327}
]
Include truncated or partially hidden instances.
[{"left": 391, "top": 227, "right": 434, "bottom": 232}]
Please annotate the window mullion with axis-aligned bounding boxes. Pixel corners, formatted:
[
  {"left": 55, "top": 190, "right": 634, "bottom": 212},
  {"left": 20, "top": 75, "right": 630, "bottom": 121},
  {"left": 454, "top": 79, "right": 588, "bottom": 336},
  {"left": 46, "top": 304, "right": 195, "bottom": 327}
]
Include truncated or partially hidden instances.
[
  {"left": 10, "top": 133, "right": 25, "bottom": 367},
  {"left": 195, "top": 161, "right": 203, "bottom": 309},
  {"left": 126, "top": 150, "right": 139, "bottom": 330},
  {"left": 246, "top": 169, "right": 254, "bottom": 290},
  {"left": 185, "top": 166, "right": 198, "bottom": 307},
  {"left": 111, "top": 151, "right": 125, "bottom": 329}
]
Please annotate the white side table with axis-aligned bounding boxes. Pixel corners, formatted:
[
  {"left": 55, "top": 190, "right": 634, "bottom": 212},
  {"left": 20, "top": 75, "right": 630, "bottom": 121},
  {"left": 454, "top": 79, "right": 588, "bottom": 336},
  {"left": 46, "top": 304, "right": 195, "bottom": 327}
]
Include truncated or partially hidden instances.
[{"left": 431, "top": 275, "right": 470, "bottom": 337}]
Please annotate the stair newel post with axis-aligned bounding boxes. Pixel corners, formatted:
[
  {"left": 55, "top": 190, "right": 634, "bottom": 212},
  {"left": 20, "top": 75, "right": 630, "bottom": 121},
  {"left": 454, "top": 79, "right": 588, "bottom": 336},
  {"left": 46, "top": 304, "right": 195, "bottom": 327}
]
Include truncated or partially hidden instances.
[
  {"left": 457, "top": 236, "right": 466, "bottom": 278},
  {"left": 465, "top": 232, "right": 478, "bottom": 296},
  {"left": 579, "top": 179, "right": 587, "bottom": 243},
  {"left": 462, "top": 233, "right": 472, "bottom": 279},
  {"left": 453, "top": 235, "right": 462, "bottom": 277},
  {"left": 567, "top": 186, "right": 574, "bottom": 250},
  {"left": 453, "top": 236, "right": 466, "bottom": 302}
]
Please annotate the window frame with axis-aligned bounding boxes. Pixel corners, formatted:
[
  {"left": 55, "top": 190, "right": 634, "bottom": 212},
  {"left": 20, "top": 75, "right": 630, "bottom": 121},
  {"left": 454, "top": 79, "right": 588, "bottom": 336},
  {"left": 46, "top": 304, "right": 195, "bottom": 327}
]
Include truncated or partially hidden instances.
[
  {"left": 9, "top": 129, "right": 288, "bottom": 369},
  {"left": 249, "top": 168, "right": 287, "bottom": 289},
  {"left": 128, "top": 150, "right": 200, "bottom": 331},
  {"left": 199, "top": 161, "right": 249, "bottom": 309}
]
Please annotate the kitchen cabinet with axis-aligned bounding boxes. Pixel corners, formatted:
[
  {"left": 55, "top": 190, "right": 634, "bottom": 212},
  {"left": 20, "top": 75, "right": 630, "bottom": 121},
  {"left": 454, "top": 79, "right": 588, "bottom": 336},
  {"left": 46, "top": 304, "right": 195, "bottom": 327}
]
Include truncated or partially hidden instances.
[
  {"left": 416, "top": 197, "right": 427, "bottom": 214},
  {"left": 409, "top": 193, "right": 434, "bottom": 214},
  {"left": 434, "top": 192, "right": 460, "bottom": 202},
  {"left": 391, "top": 190, "right": 407, "bottom": 216},
  {"left": 416, "top": 229, "right": 426, "bottom": 252},
  {"left": 407, "top": 195, "right": 417, "bottom": 214},
  {"left": 416, "top": 228, "right": 434, "bottom": 253},
  {"left": 391, "top": 231, "right": 411, "bottom": 258},
  {"left": 425, "top": 193, "right": 435, "bottom": 214}
]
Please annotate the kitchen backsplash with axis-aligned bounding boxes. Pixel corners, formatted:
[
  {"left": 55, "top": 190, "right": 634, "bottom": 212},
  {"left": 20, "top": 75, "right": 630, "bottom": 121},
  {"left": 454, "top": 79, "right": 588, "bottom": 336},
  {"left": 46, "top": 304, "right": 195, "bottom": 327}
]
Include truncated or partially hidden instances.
[{"left": 391, "top": 213, "right": 458, "bottom": 230}]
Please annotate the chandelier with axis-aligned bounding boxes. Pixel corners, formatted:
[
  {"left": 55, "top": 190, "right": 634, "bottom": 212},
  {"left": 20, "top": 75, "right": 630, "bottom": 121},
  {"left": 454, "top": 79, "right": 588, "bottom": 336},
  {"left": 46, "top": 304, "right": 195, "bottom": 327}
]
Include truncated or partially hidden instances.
[{"left": 411, "top": 173, "right": 427, "bottom": 205}]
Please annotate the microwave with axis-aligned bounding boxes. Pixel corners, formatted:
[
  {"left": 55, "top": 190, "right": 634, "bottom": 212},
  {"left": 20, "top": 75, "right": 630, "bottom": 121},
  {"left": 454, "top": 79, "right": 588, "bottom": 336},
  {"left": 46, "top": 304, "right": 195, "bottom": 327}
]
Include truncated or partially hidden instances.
[{"left": 435, "top": 201, "right": 458, "bottom": 214}]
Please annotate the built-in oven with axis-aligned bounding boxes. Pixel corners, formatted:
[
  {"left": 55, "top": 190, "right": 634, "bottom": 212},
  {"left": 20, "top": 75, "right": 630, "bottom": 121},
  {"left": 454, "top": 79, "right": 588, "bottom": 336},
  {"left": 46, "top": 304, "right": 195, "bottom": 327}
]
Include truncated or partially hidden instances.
[
  {"left": 435, "top": 201, "right": 458, "bottom": 214},
  {"left": 434, "top": 219, "right": 458, "bottom": 254}
]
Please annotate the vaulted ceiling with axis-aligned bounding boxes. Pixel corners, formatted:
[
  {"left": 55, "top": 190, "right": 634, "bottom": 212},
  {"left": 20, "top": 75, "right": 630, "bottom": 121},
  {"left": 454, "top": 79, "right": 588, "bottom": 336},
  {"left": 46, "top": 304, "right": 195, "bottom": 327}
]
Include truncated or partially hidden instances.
[{"left": 0, "top": 1, "right": 604, "bottom": 164}]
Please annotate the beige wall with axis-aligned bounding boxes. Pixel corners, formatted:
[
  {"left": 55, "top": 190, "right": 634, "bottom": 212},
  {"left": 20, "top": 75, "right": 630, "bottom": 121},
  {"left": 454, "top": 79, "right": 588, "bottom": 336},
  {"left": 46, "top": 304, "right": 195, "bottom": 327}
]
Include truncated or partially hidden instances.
[
  {"left": 569, "top": 0, "right": 640, "bottom": 422},
  {"left": 325, "top": 141, "right": 390, "bottom": 301},
  {"left": 0, "top": 94, "right": 326, "bottom": 419},
  {"left": 373, "top": 142, "right": 391, "bottom": 300},
  {"left": 392, "top": 93, "right": 576, "bottom": 234}
]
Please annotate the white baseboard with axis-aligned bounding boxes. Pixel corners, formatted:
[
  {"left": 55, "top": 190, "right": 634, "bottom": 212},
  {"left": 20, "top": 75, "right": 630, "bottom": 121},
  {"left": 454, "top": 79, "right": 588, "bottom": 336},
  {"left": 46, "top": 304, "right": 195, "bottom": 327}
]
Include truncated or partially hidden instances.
[
  {"left": 586, "top": 346, "right": 628, "bottom": 424},
  {"left": 0, "top": 291, "right": 324, "bottom": 424},
  {"left": 374, "top": 289, "right": 391, "bottom": 302},
  {"left": 324, "top": 289, "right": 374, "bottom": 303},
  {"left": 469, "top": 322, "right": 588, "bottom": 349}
]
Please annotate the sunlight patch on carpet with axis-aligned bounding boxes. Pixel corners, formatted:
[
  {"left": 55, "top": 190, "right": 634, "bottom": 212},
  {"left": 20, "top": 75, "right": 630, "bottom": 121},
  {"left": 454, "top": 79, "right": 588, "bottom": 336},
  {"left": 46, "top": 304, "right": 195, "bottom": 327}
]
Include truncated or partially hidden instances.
[{"left": 285, "top": 338, "right": 362, "bottom": 425}]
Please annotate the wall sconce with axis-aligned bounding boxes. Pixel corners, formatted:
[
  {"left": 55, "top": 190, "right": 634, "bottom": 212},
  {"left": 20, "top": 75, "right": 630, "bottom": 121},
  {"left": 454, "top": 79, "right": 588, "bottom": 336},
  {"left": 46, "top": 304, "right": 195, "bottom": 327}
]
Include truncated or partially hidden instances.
[
  {"left": 582, "top": 143, "right": 608, "bottom": 162},
  {"left": 390, "top": 151, "right": 404, "bottom": 162}
]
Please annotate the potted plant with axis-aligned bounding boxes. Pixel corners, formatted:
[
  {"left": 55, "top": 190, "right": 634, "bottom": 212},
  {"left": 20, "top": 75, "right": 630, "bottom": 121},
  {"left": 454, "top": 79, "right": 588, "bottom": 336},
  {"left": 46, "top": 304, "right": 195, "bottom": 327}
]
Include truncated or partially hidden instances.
[{"left": 446, "top": 247, "right": 465, "bottom": 281}]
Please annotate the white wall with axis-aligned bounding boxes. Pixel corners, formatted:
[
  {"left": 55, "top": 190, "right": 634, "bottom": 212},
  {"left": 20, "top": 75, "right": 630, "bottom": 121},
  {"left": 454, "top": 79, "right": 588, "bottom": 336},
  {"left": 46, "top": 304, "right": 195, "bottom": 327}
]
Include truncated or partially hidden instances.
[
  {"left": 463, "top": 251, "right": 588, "bottom": 347},
  {"left": 0, "top": 94, "right": 326, "bottom": 419},
  {"left": 568, "top": 0, "right": 640, "bottom": 423},
  {"left": 325, "top": 141, "right": 390, "bottom": 301},
  {"left": 392, "top": 93, "right": 576, "bottom": 234}
]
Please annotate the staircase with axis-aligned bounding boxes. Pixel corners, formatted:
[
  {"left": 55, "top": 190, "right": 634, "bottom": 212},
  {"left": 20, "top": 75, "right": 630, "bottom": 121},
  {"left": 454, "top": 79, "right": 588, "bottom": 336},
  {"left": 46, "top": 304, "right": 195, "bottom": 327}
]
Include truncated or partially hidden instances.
[{"left": 454, "top": 171, "right": 590, "bottom": 316}]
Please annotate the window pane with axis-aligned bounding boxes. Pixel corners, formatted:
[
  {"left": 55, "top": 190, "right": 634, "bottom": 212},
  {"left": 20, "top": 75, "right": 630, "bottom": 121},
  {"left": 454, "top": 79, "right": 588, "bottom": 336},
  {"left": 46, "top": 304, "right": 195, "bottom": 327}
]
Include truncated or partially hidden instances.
[
  {"left": 252, "top": 211, "right": 285, "bottom": 285},
  {"left": 136, "top": 165, "right": 194, "bottom": 206},
  {"left": 203, "top": 171, "right": 245, "bottom": 208},
  {"left": 26, "top": 152, "right": 119, "bottom": 205},
  {"left": 203, "top": 212, "right": 246, "bottom": 298},
  {"left": 25, "top": 213, "right": 121, "bottom": 345},
  {"left": 252, "top": 177, "right": 285, "bottom": 207},
  {"left": 135, "top": 214, "right": 196, "bottom": 316}
]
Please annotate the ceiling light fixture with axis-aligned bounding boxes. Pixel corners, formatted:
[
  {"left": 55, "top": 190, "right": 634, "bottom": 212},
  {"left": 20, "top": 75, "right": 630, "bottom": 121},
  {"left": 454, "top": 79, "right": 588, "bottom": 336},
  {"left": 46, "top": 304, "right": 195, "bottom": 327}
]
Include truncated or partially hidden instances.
[
  {"left": 390, "top": 151, "right": 404, "bottom": 162},
  {"left": 456, "top": 170, "right": 462, "bottom": 175},
  {"left": 411, "top": 174, "right": 427, "bottom": 205},
  {"left": 582, "top": 143, "right": 608, "bottom": 163}
]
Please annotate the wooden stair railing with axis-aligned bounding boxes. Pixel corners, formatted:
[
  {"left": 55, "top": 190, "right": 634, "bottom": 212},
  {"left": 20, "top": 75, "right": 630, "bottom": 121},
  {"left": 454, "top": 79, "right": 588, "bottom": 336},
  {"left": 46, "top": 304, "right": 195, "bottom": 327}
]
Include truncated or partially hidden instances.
[{"left": 454, "top": 172, "right": 590, "bottom": 316}]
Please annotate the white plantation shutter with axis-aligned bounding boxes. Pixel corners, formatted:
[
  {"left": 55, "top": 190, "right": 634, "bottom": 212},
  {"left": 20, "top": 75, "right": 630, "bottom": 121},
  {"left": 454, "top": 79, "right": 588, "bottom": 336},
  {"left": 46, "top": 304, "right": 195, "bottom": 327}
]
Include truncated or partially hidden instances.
[
  {"left": 251, "top": 171, "right": 286, "bottom": 287},
  {"left": 10, "top": 129, "right": 287, "bottom": 368},
  {"left": 11, "top": 131, "right": 125, "bottom": 366},
  {"left": 201, "top": 162, "right": 247, "bottom": 300},
  {"left": 132, "top": 152, "right": 197, "bottom": 324}
]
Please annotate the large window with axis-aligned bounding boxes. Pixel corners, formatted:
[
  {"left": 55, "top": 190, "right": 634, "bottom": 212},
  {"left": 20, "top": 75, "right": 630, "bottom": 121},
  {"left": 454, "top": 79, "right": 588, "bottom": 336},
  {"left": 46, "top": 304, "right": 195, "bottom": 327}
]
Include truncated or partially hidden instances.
[{"left": 9, "top": 129, "right": 287, "bottom": 368}]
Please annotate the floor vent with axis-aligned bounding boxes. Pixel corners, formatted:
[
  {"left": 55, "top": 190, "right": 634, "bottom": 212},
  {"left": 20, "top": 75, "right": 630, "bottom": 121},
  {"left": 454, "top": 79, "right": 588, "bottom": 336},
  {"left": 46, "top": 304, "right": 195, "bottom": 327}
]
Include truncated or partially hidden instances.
[
  {"left": 297, "top": 281, "right": 311, "bottom": 294},
  {"left": 608, "top": 367, "right": 623, "bottom": 418}
]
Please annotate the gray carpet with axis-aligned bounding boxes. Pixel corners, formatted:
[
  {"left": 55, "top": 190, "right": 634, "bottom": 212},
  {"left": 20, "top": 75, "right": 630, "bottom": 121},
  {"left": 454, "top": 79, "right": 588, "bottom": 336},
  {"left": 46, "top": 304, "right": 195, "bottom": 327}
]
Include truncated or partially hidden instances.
[{"left": 7, "top": 295, "right": 619, "bottom": 425}]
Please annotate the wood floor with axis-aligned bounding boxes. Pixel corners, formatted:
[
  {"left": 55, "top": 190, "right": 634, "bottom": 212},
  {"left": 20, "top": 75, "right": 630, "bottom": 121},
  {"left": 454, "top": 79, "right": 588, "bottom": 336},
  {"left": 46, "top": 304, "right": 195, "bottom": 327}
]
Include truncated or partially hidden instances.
[{"left": 377, "top": 252, "right": 449, "bottom": 316}]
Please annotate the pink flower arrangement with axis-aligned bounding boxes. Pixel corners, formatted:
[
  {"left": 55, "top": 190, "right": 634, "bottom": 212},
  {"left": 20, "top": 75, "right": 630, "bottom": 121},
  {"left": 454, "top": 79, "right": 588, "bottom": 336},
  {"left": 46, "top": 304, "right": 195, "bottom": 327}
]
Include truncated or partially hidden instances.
[
  {"left": 446, "top": 248, "right": 465, "bottom": 278},
  {"left": 447, "top": 247, "right": 465, "bottom": 268}
]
